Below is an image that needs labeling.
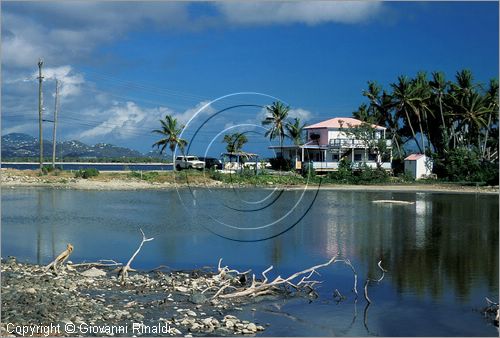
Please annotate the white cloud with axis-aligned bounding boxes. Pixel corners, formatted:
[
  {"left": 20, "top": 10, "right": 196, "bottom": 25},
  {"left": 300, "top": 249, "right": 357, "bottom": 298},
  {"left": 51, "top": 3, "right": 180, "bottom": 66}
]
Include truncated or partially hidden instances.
[
  {"left": 175, "top": 100, "right": 215, "bottom": 124},
  {"left": 76, "top": 100, "right": 217, "bottom": 142},
  {"left": 288, "top": 108, "right": 313, "bottom": 121},
  {"left": 33, "top": 65, "right": 85, "bottom": 98},
  {"left": 215, "top": 1, "right": 383, "bottom": 25}
]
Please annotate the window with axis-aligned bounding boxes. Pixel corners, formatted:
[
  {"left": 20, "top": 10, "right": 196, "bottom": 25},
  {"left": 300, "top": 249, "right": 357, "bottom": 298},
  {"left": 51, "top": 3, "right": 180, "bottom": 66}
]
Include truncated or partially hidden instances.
[
  {"left": 332, "top": 154, "right": 339, "bottom": 161},
  {"left": 354, "top": 154, "right": 362, "bottom": 161},
  {"left": 368, "top": 153, "right": 377, "bottom": 161}
]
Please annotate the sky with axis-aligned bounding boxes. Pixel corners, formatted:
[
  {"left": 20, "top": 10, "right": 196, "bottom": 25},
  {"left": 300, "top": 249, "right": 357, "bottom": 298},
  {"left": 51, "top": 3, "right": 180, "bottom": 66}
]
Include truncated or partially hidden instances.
[{"left": 1, "top": 1, "right": 499, "bottom": 157}]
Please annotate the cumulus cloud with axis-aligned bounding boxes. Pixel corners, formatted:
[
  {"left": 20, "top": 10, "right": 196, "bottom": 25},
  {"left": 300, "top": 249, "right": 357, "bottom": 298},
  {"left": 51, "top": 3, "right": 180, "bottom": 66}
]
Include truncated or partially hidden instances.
[
  {"left": 215, "top": 1, "right": 383, "bottom": 25},
  {"left": 31, "top": 65, "right": 85, "bottom": 98},
  {"left": 77, "top": 100, "right": 218, "bottom": 142}
]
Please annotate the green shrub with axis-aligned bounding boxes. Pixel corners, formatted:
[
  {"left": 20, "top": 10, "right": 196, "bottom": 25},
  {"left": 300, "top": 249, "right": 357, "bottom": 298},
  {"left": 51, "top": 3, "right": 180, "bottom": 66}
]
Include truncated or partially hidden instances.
[
  {"left": 432, "top": 148, "right": 499, "bottom": 184},
  {"left": 74, "top": 168, "right": 99, "bottom": 179},
  {"left": 398, "top": 171, "right": 415, "bottom": 183},
  {"left": 128, "top": 171, "right": 159, "bottom": 181},
  {"left": 209, "top": 168, "right": 223, "bottom": 181}
]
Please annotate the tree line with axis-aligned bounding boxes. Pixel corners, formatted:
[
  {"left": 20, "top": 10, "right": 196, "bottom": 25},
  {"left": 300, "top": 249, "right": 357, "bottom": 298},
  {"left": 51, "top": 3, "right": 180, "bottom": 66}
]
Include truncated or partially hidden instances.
[
  {"left": 152, "top": 69, "right": 498, "bottom": 182},
  {"left": 352, "top": 69, "right": 498, "bottom": 183}
]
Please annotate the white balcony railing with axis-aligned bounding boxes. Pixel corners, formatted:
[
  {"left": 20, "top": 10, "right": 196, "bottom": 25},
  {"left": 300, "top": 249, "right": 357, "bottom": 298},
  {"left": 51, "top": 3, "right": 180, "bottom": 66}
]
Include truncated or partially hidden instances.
[
  {"left": 311, "top": 161, "right": 391, "bottom": 170},
  {"left": 328, "top": 138, "right": 392, "bottom": 148}
]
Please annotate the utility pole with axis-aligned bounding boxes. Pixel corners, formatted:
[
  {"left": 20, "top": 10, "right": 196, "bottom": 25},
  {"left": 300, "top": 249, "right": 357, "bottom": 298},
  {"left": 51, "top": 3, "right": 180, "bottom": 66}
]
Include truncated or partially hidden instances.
[
  {"left": 52, "top": 79, "right": 59, "bottom": 169},
  {"left": 38, "top": 59, "right": 44, "bottom": 170}
]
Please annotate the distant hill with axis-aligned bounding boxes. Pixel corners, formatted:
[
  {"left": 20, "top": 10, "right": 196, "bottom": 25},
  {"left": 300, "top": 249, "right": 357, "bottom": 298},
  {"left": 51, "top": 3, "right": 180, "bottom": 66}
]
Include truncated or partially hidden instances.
[{"left": 1, "top": 133, "right": 168, "bottom": 161}]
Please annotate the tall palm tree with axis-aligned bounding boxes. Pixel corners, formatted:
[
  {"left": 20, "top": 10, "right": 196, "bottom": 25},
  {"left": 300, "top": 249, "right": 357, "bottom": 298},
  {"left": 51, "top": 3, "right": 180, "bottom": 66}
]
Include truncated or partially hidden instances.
[
  {"left": 391, "top": 76, "right": 424, "bottom": 153},
  {"left": 152, "top": 115, "right": 187, "bottom": 169},
  {"left": 262, "top": 101, "right": 290, "bottom": 157},
  {"left": 453, "top": 92, "right": 489, "bottom": 148},
  {"left": 285, "top": 118, "right": 305, "bottom": 145},
  {"left": 412, "top": 72, "right": 433, "bottom": 152},
  {"left": 482, "top": 79, "right": 499, "bottom": 158},
  {"left": 223, "top": 132, "right": 248, "bottom": 153},
  {"left": 430, "top": 71, "right": 450, "bottom": 153}
]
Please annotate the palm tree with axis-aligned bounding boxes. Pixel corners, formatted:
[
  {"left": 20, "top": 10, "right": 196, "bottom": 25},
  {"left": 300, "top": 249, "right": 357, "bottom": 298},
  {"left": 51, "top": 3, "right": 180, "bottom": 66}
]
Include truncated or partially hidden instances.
[
  {"left": 223, "top": 132, "right": 248, "bottom": 153},
  {"left": 285, "top": 118, "right": 305, "bottom": 145},
  {"left": 152, "top": 115, "right": 187, "bottom": 169},
  {"left": 482, "top": 79, "right": 499, "bottom": 158},
  {"left": 390, "top": 76, "right": 424, "bottom": 153},
  {"left": 430, "top": 71, "right": 450, "bottom": 153},
  {"left": 454, "top": 92, "right": 489, "bottom": 149},
  {"left": 412, "top": 72, "right": 433, "bottom": 152},
  {"left": 262, "top": 101, "right": 289, "bottom": 157}
]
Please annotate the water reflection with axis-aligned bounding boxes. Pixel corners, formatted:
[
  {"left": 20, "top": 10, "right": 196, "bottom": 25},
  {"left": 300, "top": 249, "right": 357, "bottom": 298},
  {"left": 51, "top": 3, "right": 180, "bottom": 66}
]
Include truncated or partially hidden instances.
[{"left": 1, "top": 188, "right": 498, "bottom": 335}]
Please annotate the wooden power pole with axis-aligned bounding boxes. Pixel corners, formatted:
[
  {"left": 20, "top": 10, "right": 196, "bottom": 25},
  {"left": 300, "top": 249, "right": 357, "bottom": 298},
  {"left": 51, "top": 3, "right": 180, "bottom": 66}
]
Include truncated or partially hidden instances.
[
  {"left": 37, "top": 59, "right": 44, "bottom": 170},
  {"left": 52, "top": 79, "right": 59, "bottom": 169}
]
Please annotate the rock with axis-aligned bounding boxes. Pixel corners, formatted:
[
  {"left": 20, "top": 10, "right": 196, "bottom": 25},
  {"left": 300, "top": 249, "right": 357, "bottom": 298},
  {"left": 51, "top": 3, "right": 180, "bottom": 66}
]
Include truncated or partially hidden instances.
[
  {"left": 186, "top": 310, "right": 197, "bottom": 317},
  {"left": 25, "top": 287, "right": 37, "bottom": 294},
  {"left": 246, "top": 323, "right": 257, "bottom": 332},
  {"left": 133, "top": 313, "right": 144, "bottom": 321},
  {"left": 188, "top": 292, "right": 207, "bottom": 305},
  {"left": 189, "top": 323, "right": 200, "bottom": 332},
  {"left": 202, "top": 318, "right": 213, "bottom": 326},
  {"left": 175, "top": 286, "right": 189, "bottom": 293},
  {"left": 81, "top": 267, "right": 106, "bottom": 277},
  {"left": 256, "top": 325, "right": 265, "bottom": 331}
]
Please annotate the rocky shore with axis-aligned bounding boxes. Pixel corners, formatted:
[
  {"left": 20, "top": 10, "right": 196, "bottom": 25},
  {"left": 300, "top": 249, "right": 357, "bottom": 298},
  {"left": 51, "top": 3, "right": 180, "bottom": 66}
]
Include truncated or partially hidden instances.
[{"left": 1, "top": 258, "right": 266, "bottom": 337}]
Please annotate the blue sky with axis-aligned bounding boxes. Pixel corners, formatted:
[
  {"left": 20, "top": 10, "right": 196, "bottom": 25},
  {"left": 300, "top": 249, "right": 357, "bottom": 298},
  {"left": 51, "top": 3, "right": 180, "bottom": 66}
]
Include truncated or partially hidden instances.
[{"left": 2, "top": 1, "right": 498, "bottom": 156}]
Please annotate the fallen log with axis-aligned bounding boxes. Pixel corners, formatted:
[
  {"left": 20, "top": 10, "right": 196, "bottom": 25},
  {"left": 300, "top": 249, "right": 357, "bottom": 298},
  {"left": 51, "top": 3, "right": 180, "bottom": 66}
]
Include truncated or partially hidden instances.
[{"left": 372, "top": 200, "right": 414, "bottom": 205}]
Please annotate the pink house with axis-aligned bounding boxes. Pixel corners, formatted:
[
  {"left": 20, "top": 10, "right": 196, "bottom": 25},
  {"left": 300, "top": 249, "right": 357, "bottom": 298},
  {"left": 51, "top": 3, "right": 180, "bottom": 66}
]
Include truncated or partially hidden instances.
[{"left": 271, "top": 117, "right": 392, "bottom": 172}]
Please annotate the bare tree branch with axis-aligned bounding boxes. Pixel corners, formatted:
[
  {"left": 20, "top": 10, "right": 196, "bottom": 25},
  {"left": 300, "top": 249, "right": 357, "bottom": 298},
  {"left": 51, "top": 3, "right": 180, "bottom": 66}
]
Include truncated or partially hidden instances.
[{"left": 118, "top": 228, "right": 154, "bottom": 285}]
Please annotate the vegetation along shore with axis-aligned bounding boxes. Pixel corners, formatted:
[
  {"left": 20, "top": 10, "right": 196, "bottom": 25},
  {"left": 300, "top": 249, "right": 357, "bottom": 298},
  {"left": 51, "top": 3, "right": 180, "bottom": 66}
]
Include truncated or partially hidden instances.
[{"left": 1, "top": 168, "right": 497, "bottom": 194}]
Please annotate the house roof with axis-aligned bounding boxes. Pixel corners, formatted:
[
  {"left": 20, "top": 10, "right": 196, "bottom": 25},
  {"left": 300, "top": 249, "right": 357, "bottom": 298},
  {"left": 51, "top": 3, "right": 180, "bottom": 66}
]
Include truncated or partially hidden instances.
[
  {"left": 404, "top": 154, "right": 425, "bottom": 161},
  {"left": 304, "top": 117, "right": 386, "bottom": 130}
]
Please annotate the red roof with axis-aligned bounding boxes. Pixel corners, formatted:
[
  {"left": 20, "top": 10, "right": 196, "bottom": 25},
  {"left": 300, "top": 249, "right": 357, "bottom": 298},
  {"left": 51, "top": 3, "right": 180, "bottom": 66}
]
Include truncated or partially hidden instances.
[
  {"left": 304, "top": 117, "right": 386, "bottom": 130},
  {"left": 404, "top": 154, "right": 425, "bottom": 161}
]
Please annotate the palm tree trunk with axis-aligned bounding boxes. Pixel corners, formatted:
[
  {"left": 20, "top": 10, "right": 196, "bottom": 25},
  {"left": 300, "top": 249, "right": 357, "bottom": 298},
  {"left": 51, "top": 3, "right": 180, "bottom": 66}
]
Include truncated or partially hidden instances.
[
  {"left": 404, "top": 108, "right": 423, "bottom": 153},
  {"left": 172, "top": 150, "right": 175, "bottom": 171},
  {"left": 438, "top": 95, "right": 449, "bottom": 152},
  {"left": 482, "top": 112, "right": 492, "bottom": 159},
  {"left": 419, "top": 122, "right": 426, "bottom": 154}
]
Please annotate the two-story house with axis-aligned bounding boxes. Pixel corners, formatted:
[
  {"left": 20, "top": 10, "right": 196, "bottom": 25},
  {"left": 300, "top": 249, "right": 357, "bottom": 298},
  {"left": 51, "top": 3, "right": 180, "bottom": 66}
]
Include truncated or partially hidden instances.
[{"left": 271, "top": 117, "right": 392, "bottom": 172}]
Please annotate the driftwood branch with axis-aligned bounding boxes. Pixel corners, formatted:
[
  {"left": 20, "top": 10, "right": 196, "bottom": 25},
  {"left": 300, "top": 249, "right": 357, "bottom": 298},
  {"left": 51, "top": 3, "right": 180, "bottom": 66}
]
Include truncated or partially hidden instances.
[
  {"left": 45, "top": 244, "right": 74, "bottom": 273},
  {"left": 208, "top": 256, "right": 358, "bottom": 300},
  {"left": 118, "top": 228, "right": 154, "bottom": 284},
  {"left": 363, "top": 260, "right": 387, "bottom": 304},
  {"left": 68, "top": 259, "right": 122, "bottom": 268}
]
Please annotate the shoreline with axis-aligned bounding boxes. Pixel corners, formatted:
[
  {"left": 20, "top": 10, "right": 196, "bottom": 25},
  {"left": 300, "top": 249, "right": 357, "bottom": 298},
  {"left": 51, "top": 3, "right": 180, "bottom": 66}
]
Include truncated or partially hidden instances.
[
  {"left": 0, "top": 258, "right": 266, "bottom": 337},
  {"left": 1, "top": 169, "right": 497, "bottom": 194}
]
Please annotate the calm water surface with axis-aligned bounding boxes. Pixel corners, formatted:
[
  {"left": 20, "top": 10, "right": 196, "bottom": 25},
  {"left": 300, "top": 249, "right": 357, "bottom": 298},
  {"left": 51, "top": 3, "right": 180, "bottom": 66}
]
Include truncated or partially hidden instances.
[{"left": 2, "top": 187, "right": 498, "bottom": 336}]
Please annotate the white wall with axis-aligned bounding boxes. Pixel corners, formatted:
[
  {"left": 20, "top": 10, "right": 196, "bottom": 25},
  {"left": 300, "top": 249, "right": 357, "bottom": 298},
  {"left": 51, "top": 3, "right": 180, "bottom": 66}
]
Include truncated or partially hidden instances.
[{"left": 405, "top": 156, "right": 433, "bottom": 179}]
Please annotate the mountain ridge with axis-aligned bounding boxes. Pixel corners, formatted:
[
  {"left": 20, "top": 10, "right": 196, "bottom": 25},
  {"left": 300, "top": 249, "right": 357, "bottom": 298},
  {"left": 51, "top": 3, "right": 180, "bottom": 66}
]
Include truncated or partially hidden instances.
[{"left": 1, "top": 133, "right": 167, "bottom": 160}]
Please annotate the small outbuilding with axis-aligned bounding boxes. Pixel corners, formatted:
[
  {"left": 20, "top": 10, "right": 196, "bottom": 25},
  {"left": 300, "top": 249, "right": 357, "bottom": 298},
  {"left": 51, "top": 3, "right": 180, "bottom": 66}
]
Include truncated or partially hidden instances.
[{"left": 404, "top": 154, "right": 433, "bottom": 180}]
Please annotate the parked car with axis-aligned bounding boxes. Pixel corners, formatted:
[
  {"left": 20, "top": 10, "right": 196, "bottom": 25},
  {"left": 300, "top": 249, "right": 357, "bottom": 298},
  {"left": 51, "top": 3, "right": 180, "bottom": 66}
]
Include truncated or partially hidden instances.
[
  {"left": 199, "top": 157, "right": 223, "bottom": 170},
  {"left": 175, "top": 156, "right": 205, "bottom": 170}
]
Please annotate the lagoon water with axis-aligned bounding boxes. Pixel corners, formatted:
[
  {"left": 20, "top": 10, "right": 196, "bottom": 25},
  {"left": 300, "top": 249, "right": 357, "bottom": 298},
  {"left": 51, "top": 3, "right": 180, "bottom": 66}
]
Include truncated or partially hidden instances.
[{"left": 1, "top": 187, "right": 498, "bottom": 336}]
